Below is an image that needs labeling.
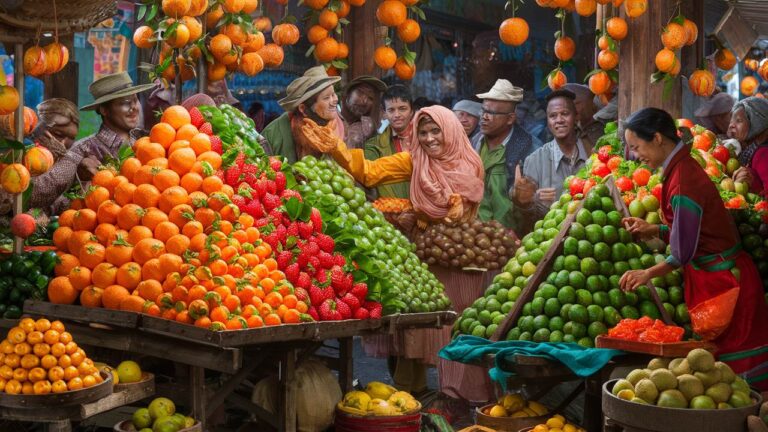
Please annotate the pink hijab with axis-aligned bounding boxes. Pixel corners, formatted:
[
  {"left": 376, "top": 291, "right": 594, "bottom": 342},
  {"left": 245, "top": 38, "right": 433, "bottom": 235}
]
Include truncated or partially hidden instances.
[{"left": 408, "top": 105, "right": 485, "bottom": 220}]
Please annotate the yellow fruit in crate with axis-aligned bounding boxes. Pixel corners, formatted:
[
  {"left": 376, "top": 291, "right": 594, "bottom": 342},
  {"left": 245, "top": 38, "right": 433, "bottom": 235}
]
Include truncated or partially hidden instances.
[
  {"left": 533, "top": 426, "right": 549, "bottom": 432},
  {"left": 368, "top": 399, "right": 399, "bottom": 416},
  {"left": 343, "top": 390, "right": 371, "bottom": 411},
  {"left": 528, "top": 400, "right": 549, "bottom": 416},
  {"left": 501, "top": 393, "right": 525, "bottom": 412},
  {"left": 489, "top": 404, "right": 508, "bottom": 417},
  {"left": 547, "top": 417, "right": 566, "bottom": 428},
  {"left": 510, "top": 410, "right": 529, "bottom": 418},
  {"left": 365, "top": 381, "right": 397, "bottom": 400},
  {"left": 564, "top": 425, "right": 578, "bottom": 432},
  {"left": 116, "top": 360, "right": 142, "bottom": 383},
  {"left": 388, "top": 391, "right": 415, "bottom": 411},
  {"left": 404, "top": 399, "right": 419, "bottom": 412},
  {"left": 523, "top": 407, "right": 538, "bottom": 416},
  {"left": 93, "top": 362, "right": 119, "bottom": 384},
  {"left": 336, "top": 401, "right": 367, "bottom": 415}
]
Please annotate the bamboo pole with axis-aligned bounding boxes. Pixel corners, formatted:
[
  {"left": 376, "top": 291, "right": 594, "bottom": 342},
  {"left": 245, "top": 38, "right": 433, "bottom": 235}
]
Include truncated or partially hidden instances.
[{"left": 13, "top": 42, "right": 24, "bottom": 255}]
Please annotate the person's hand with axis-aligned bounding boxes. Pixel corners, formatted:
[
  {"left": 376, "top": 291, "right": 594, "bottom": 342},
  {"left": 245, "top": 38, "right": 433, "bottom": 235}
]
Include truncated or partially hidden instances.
[
  {"left": 620, "top": 269, "right": 651, "bottom": 292},
  {"left": 622, "top": 217, "right": 659, "bottom": 240},
  {"left": 733, "top": 167, "right": 753, "bottom": 185},
  {"left": 537, "top": 188, "right": 557, "bottom": 204},
  {"left": 445, "top": 193, "right": 464, "bottom": 222},
  {"left": 301, "top": 118, "right": 342, "bottom": 153},
  {"left": 38, "top": 131, "right": 67, "bottom": 160},
  {"left": 77, "top": 157, "right": 101, "bottom": 181}
]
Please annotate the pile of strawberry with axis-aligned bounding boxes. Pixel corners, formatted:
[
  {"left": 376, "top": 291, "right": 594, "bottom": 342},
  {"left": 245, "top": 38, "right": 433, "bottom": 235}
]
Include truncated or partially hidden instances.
[{"left": 216, "top": 154, "right": 382, "bottom": 321}]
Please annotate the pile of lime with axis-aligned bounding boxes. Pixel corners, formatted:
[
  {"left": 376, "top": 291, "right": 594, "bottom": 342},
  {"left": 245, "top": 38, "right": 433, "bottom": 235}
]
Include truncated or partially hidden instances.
[{"left": 292, "top": 156, "right": 450, "bottom": 314}]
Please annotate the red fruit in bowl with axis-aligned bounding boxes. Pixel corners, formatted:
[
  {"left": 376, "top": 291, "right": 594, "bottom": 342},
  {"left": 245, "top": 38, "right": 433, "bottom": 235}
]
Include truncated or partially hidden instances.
[
  {"left": 712, "top": 145, "right": 730, "bottom": 165},
  {"left": 11, "top": 213, "right": 36, "bottom": 238}
]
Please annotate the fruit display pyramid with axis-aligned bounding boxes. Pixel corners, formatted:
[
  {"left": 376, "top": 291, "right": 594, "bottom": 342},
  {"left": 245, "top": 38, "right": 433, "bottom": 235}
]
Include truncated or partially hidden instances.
[
  {"left": 454, "top": 185, "right": 689, "bottom": 345},
  {"left": 0, "top": 317, "right": 104, "bottom": 395},
  {"left": 47, "top": 105, "right": 381, "bottom": 328}
]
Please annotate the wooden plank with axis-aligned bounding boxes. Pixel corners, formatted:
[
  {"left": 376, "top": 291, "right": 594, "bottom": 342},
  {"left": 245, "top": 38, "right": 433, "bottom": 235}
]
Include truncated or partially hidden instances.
[
  {"left": 491, "top": 200, "right": 585, "bottom": 341},
  {"left": 24, "top": 300, "right": 141, "bottom": 329},
  {"left": 228, "top": 392, "right": 279, "bottom": 430},
  {"left": 190, "top": 366, "right": 206, "bottom": 431},
  {"left": 279, "top": 349, "right": 298, "bottom": 432},
  {"left": 338, "top": 337, "right": 354, "bottom": 394},
  {"left": 79, "top": 380, "right": 156, "bottom": 420},
  {"left": 205, "top": 358, "right": 263, "bottom": 419},
  {"left": 0, "top": 371, "right": 113, "bottom": 409},
  {"left": 596, "top": 336, "right": 716, "bottom": 357}
]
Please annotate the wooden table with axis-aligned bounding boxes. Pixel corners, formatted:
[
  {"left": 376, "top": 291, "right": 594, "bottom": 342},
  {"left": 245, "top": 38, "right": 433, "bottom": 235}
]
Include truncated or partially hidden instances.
[{"left": 12, "top": 301, "right": 455, "bottom": 431}]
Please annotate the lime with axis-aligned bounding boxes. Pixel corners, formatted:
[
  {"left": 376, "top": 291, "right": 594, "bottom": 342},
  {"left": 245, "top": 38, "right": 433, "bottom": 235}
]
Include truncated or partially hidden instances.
[
  {"left": 599, "top": 261, "right": 615, "bottom": 276},
  {"left": 663, "top": 303, "right": 675, "bottom": 319},
  {"left": 621, "top": 305, "right": 640, "bottom": 319},
  {"left": 538, "top": 283, "right": 558, "bottom": 300},
  {"left": 533, "top": 314, "right": 550, "bottom": 330},
  {"left": 549, "top": 316, "right": 565, "bottom": 332},
  {"left": 603, "top": 225, "right": 619, "bottom": 244},
  {"left": 624, "top": 291, "right": 639, "bottom": 305},
  {"left": 576, "top": 209, "right": 593, "bottom": 225},
  {"left": 587, "top": 304, "right": 604, "bottom": 323},
  {"left": 473, "top": 297, "right": 487, "bottom": 310},
  {"left": 553, "top": 270, "right": 568, "bottom": 287},
  {"left": 569, "top": 304, "right": 589, "bottom": 324},
  {"left": 641, "top": 195, "right": 660, "bottom": 212},
  {"left": 478, "top": 310, "right": 493, "bottom": 326},
  {"left": 576, "top": 289, "right": 593, "bottom": 306},
  {"left": 519, "top": 331, "right": 533, "bottom": 341},
  {"left": 586, "top": 224, "right": 604, "bottom": 243},
  {"left": 563, "top": 334, "right": 576, "bottom": 343},
  {"left": 522, "top": 261, "right": 537, "bottom": 277},
  {"left": 495, "top": 288, "right": 509, "bottom": 304},
  {"left": 564, "top": 255, "right": 581, "bottom": 272},
  {"left": 609, "top": 288, "right": 627, "bottom": 309},
  {"left": 628, "top": 199, "right": 646, "bottom": 218},
  {"left": 656, "top": 287, "right": 669, "bottom": 303},
  {"left": 133, "top": 408, "right": 152, "bottom": 429},
  {"left": 571, "top": 322, "right": 588, "bottom": 338},
  {"left": 592, "top": 184, "right": 610, "bottom": 197},
  {"left": 607, "top": 211, "right": 622, "bottom": 227},
  {"left": 522, "top": 303, "right": 532, "bottom": 317},
  {"left": 665, "top": 271, "right": 682, "bottom": 287},
  {"left": 563, "top": 321, "right": 573, "bottom": 335},
  {"left": 601, "top": 196, "right": 615, "bottom": 213},
  {"left": 584, "top": 193, "right": 602, "bottom": 211},
  {"left": 569, "top": 271, "right": 586, "bottom": 290},
  {"left": 593, "top": 291, "right": 610, "bottom": 307},
  {"left": 563, "top": 237, "right": 579, "bottom": 255},
  {"left": 497, "top": 271, "right": 517, "bottom": 286},
  {"left": 577, "top": 240, "right": 594, "bottom": 258},
  {"left": 639, "top": 301, "right": 661, "bottom": 319},
  {"left": 486, "top": 298, "right": 502, "bottom": 313},
  {"left": 668, "top": 286, "right": 683, "bottom": 305},
  {"left": 675, "top": 303, "right": 690, "bottom": 323},
  {"left": 531, "top": 297, "right": 546, "bottom": 315},
  {"left": 618, "top": 228, "right": 633, "bottom": 244},
  {"left": 533, "top": 328, "right": 551, "bottom": 342},
  {"left": 604, "top": 306, "right": 622, "bottom": 326},
  {"left": 640, "top": 254, "right": 656, "bottom": 269},
  {"left": 609, "top": 275, "right": 621, "bottom": 289},
  {"left": 614, "top": 261, "right": 630, "bottom": 275},
  {"left": 544, "top": 298, "right": 561, "bottom": 317},
  {"left": 544, "top": 227, "right": 560, "bottom": 240},
  {"left": 462, "top": 308, "right": 479, "bottom": 320},
  {"left": 650, "top": 276, "right": 666, "bottom": 288},
  {"left": 117, "top": 360, "right": 142, "bottom": 384},
  {"left": 472, "top": 325, "right": 487, "bottom": 337},
  {"left": 570, "top": 222, "right": 586, "bottom": 240},
  {"left": 586, "top": 275, "right": 605, "bottom": 292},
  {"left": 529, "top": 249, "right": 545, "bottom": 264},
  {"left": 549, "top": 330, "right": 564, "bottom": 343},
  {"left": 558, "top": 286, "right": 577, "bottom": 304},
  {"left": 646, "top": 212, "right": 662, "bottom": 224},
  {"left": 506, "top": 327, "right": 522, "bottom": 341},
  {"left": 580, "top": 257, "right": 599, "bottom": 276},
  {"left": 627, "top": 243, "right": 643, "bottom": 259},
  {"left": 543, "top": 218, "right": 557, "bottom": 230},
  {"left": 460, "top": 318, "right": 475, "bottom": 334},
  {"left": 593, "top": 242, "right": 611, "bottom": 261},
  {"left": 592, "top": 210, "right": 608, "bottom": 226},
  {"left": 501, "top": 301, "right": 514, "bottom": 314},
  {"left": 553, "top": 255, "right": 565, "bottom": 272},
  {"left": 485, "top": 324, "right": 499, "bottom": 338},
  {"left": 534, "top": 220, "right": 544, "bottom": 230},
  {"left": 588, "top": 321, "right": 608, "bottom": 339},
  {"left": 628, "top": 258, "right": 642, "bottom": 270},
  {"left": 509, "top": 286, "right": 523, "bottom": 302},
  {"left": 578, "top": 337, "right": 595, "bottom": 348},
  {"left": 611, "top": 243, "right": 628, "bottom": 261}
]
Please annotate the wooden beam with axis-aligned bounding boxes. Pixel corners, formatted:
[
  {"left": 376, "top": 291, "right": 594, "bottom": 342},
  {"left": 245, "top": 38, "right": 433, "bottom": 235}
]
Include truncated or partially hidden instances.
[
  {"left": 618, "top": 0, "right": 684, "bottom": 120},
  {"left": 346, "top": 0, "right": 385, "bottom": 79}
]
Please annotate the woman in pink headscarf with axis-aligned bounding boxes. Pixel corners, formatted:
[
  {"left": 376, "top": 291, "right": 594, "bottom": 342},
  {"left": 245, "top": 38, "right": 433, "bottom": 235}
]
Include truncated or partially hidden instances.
[{"left": 302, "top": 105, "right": 485, "bottom": 224}]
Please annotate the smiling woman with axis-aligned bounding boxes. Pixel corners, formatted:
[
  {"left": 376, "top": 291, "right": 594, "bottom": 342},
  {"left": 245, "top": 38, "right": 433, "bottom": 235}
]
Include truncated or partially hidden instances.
[{"left": 300, "top": 105, "right": 485, "bottom": 225}]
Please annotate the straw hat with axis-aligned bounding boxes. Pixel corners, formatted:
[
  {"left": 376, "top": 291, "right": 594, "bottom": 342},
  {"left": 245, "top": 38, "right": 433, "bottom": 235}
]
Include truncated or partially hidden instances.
[
  {"left": 279, "top": 66, "right": 341, "bottom": 112},
  {"left": 80, "top": 71, "right": 154, "bottom": 111},
  {"left": 476, "top": 79, "right": 524, "bottom": 103}
]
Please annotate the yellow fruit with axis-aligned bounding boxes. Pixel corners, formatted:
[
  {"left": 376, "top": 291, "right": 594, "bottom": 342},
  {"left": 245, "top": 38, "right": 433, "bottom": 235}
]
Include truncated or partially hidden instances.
[
  {"left": 501, "top": 393, "right": 525, "bottom": 412},
  {"left": 489, "top": 404, "right": 508, "bottom": 417},
  {"left": 343, "top": 390, "right": 371, "bottom": 411},
  {"left": 528, "top": 400, "right": 549, "bottom": 416},
  {"left": 510, "top": 410, "right": 529, "bottom": 418},
  {"left": 365, "top": 381, "right": 397, "bottom": 400},
  {"left": 532, "top": 425, "right": 549, "bottom": 432},
  {"left": 116, "top": 360, "right": 141, "bottom": 383},
  {"left": 547, "top": 417, "right": 566, "bottom": 428},
  {"left": 564, "top": 425, "right": 578, "bottom": 432}
]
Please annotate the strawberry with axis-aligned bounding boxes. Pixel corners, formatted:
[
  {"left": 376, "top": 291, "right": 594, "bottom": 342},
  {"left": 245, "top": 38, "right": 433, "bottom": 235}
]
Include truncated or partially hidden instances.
[
  {"left": 330, "top": 266, "right": 346, "bottom": 291},
  {"left": 591, "top": 163, "right": 611, "bottom": 178},
  {"left": 315, "top": 234, "right": 335, "bottom": 253},
  {"left": 269, "top": 208, "right": 285, "bottom": 225},
  {"left": 276, "top": 251, "right": 293, "bottom": 269},
  {"left": 264, "top": 179, "right": 277, "bottom": 195},
  {"left": 281, "top": 189, "right": 302, "bottom": 201},
  {"left": 285, "top": 263, "right": 300, "bottom": 283},
  {"left": 199, "top": 122, "right": 213, "bottom": 135},
  {"left": 308, "top": 256, "right": 321, "bottom": 272},
  {"left": 231, "top": 194, "right": 246, "bottom": 208},
  {"left": 336, "top": 299, "right": 352, "bottom": 319},
  {"left": 301, "top": 241, "right": 320, "bottom": 256},
  {"left": 353, "top": 308, "right": 370, "bottom": 320},
  {"left": 244, "top": 200, "right": 264, "bottom": 218},
  {"left": 263, "top": 193, "right": 281, "bottom": 212},
  {"left": 224, "top": 168, "right": 241, "bottom": 186},
  {"left": 341, "top": 293, "right": 360, "bottom": 311},
  {"left": 234, "top": 153, "right": 246, "bottom": 168},
  {"left": 210, "top": 135, "right": 223, "bottom": 154},
  {"left": 274, "top": 172, "right": 287, "bottom": 192},
  {"left": 350, "top": 283, "right": 368, "bottom": 301},
  {"left": 615, "top": 176, "right": 634, "bottom": 193},
  {"left": 252, "top": 180, "right": 267, "bottom": 198},
  {"left": 315, "top": 268, "right": 328, "bottom": 285},
  {"left": 651, "top": 184, "right": 663, "bottom": 202},
  {"left": 318, "top": 299, "right": 338, "bottom": 320},
  {"left": 333, "top": 254, "right": 347, "bottom": 267},
  {"left": 569, "top": 177, "right": 585, "bottom": 197},
  {"left": 255, "top": 217, "right": 271, "bottom": 228},
  {"left": 294, "top": 287, "right": 309, "bottom": 303},
  {"left": 310, "top": 208, "right": 323, "bottom": 233},
  {"left": 275, "top": 224, "right": 288, "bottom": 242},
  {"left": 263, "top": 233, "right": 280, "bottom": 249},
  {"left": 287, "top": 222, "right": 299, "bottom": 238},
  {"left": 309, "top": 284, "right": 325, "bottom": 306},
  {"left": 269, "top": 157, "right": 282, "bottom": 171},
  {"left": 342, "top": 274, "right": 353, "bottom": 293},
  {"left": 296, "top": 272, "right": 311, "bottom": 290},
  {"left": 296, "top": 252, "right": 310, "bottom": 269},
  {"left": 298, "top": 222, "right": 314, "bottom": 239},
  {"left": 308, "top": 306, "right": 319, "bottom": 321},
  {"left": 755, "top": 201, "right": 768, "bottom": 213},
  {"left": 366, "top": 302, "right": 383, "bottom": 319},
  {"left": 189, "top": 107, "right": 205, "bottom": 128},
  {"left": 318, "top": 251, "right": 335, "bottom": 269}
]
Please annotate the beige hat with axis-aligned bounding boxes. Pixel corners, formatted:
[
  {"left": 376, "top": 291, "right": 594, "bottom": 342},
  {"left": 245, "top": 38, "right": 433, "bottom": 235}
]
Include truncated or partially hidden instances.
[
  {"left": 80, "top": 71, "right": 154, "bottom": 111},
  {"left": 476, "top": 79, "right": 524, "bottom": 102},
  {"left": 345, "top": 75, "right": 387, "bottom": 93},
  {"left": 279, "top": 66, "right": 341, "bottom": 112}
]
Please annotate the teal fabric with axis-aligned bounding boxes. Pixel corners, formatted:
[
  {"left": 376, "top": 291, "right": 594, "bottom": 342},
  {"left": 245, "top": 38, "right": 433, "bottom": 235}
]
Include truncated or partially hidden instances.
[{"left": 439, "top": 335, "right": 624, "bottom": 391}]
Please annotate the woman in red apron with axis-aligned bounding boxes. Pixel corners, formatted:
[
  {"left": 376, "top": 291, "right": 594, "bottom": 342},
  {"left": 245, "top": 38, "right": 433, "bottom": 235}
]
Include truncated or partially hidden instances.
[{"left": 619, "top": 108, "right": 768, "bottom": 390}]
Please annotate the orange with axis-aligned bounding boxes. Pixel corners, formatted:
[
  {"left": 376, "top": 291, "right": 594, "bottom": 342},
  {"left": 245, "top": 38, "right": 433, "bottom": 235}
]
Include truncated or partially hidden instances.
[
  {"left": 655, "top": 48, "right": 677, "bottom": 73},
  {"left": 223, "top": 0, "right": 244, "bottom": 12},
  {"left": 96, "top": 200, "right": 121, "bottom": 225},
  {"left": 168, "top": 147, "right": 197, "bottom": 175},
  {"left": 138, "top": 279, "right": 164, "bottom": 300},
  {"left": 180, "top": 172, "right": 203, "bottom": 192},
  {"left": 67, "top": 376, "right": 84, "bottom": 391},
  {"left": 376, "top": 0, "right": 407, "bottom": 26},
  {"left": 154, "top": 221, "right": 180, "bottom": 243},
  {"left": 134, "top": 184, "right": 161, "bottom": 208},
  {"left": 210, "top": 34, "right": 233, "bottom": 61},
  {"left": 114, "top": 182, "right": 137, "bottom": 206},
  {"left": 307, "top": 25, "right": 329, "bottom": 45},
  {"left": 314, "top": 37, "right": 339, "bottom": 63},
  {"left": 120, "top": 157, "right": 143, "bottom": 182},
  {"left": 133, "top": 238, "right": 166, "bottom": 265},
  {"left": 304, "top": 0, "right": 329, "bottom": 9},
  {"left": 51, "top": 380, "right": 67, "bottom": 393},
  {"left": 588, "top": 70, "right": 612, "bottom": 95},
  {"left": 182, "top": 16, "right": 203, "bottom": 42},
  {"left": 162, "top": 0, "right": 191, "bottom": 17},
  {"left": 56, "top": 253, "right": 81, "bottom": 277},
  {"left": 58, "top": 209, "right": 77, "bottom": 228},
  {"left": 683, "top": 18, "right": 698, "bottom": 46},
  {"left": 239, "top": 52, "right": 264, "bottom": 77},
  {"left": 548, "top": 69, "right": 567, "bottom": 90},
  {"left": 169, "top": 204, "right": 195, "bottom": 227},
  {"left": 318, "top": 9, "right": 339, "bottom": 30},
  {"left": 159, "top": 253, "right": 183, "bottom": 275},
  {"left": 159, "top": 186, "right": 190, "bottom": 213},
  {"left": 35, "top": 344, "right": 52, "bottom": 358},
  {"left": 102, "top": 285, "right": 131, "bottom": 310},
  {"left": 95, "top": 223, "right": 119, "bottom": 246},
  {"left": 715, "top": 48, "right": 736, "bottom": 71},
  {"left": 166, "top": 22, "right": 190, "bottom": 48},
  {"left": 598, "top": 49, "right": 618, "bottom": 70},
  {"left": 165, "top": 234, "right": 191, "bottom": 256},
  {"left": 574, "top": 0, "right": 596, "bottom": 16},
  {"left": 152, "top": 169, "right": 181, "bottom": 192},
  {"left": 80, "top": 286, "right": 104, "bottom": 308},
  {"left": 117, "top": 204, "right": 146, "bottom": 230},
  {"left": 91, "top": 170, "right": 116, "bottom": 189},
  {"left": 554, "top": 36, "right": 575, "bottom": 62},
  {"left": 72, "top": 208, "right": 97, "bottom": 232},
  {"left": 197, "top": 151, "right": 222, "bottom": 170},
  {"left": 257, "top": 44, "right": 284, "bottom": 68},
  {"left": 116, "top": 262, "right": 143, "bottom": 290},
  {"left": 624, "top": 0, "right": 647, "bottom": 18},
  {"left": 374, "top": 46, "right": 397, "bottom": 70},
  {"left": 150, "top": 123, "right": 177, "bottom": 150},
  {"left": 53, "top": 226, "right": 73, "bottom": 252},
  {"left": 394, "top": 57, "right": 416, "bottom": 80},
  {"left": 661, "top": 23, "right": 686, "bottom": 50},
  {"left": 48, "top": 277, "right": 78, "bottom": 304},
  {"left": 396, "top": 19, "right": 420, "bottom": 44},
  {"left": 68, "top": 266, "right": 92, "bottom": 291},
  {"left": 161, "top": 105, "right": 191, "bottom": 130},
  {"left": 79, "top": 242, "right": 106, "bottom": 269},
  {"left": 337, "top": 0, "right": 351, "bottom": 17},
  {"left": 106, "top": 238, "right": 134, "bottom": 267},
  {"left": 499, "top": 17, "right": 528, "bottom": 46},
  {"left": 91, "top": 262, "right": 118, "bottom": 288},
  {"left": 605, "top": 17, "right": 628, "bottom": 41}
]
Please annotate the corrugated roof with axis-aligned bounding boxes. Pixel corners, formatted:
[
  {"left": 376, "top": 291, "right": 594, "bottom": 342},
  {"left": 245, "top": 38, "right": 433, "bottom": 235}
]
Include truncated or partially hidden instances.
[{"left": 728, "top": 0, "right": 768, "bottom": 39}]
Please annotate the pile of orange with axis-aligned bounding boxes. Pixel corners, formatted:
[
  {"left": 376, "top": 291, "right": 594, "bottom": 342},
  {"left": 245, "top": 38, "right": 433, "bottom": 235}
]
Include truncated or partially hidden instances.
[
  {"left": 0, "top": 317, "right": 104, "bottom": 395},
  {"left": 49, "top": 105, "right": 308, "bottom": 329}
]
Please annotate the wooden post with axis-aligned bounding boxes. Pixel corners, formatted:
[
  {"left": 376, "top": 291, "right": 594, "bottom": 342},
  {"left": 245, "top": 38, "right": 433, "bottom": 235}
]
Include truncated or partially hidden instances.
[
  {"left": 189, "top": 365, "right": 206, "bottom": 430},
  {"left": 12, "top": 42, "right": 24, "bottom": 255},
  {"left": 617, "top": 0, "right": 684, "bottom": 121},
  {"left": 346, "top": 0, "right": 385, "bottom": 79},
  {"left": 338, "top": 337, "right": 354, "bottom": 394},
  {"left": 279, "top": 348, "right": 297, "bottom": 432}
]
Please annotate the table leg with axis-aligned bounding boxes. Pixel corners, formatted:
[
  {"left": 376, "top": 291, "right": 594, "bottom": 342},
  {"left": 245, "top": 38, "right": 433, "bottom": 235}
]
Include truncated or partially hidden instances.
[
  {"left": 279, "top": 349, "right": 297, "bottom": 432},
  {"left": 190, "top": 365, "right": 206, "bottom": 430},
  {"left": 45, "top": 420, "right": 71, "bottom": 432},
  {"left": 339, "top": 337, "right": 354, "bottom": 394}
]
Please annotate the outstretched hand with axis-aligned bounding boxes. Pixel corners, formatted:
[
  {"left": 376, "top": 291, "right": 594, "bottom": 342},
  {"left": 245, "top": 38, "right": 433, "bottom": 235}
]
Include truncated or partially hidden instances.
[
  {"left": 300, "top": 118, "right": 341, "bottom": 153},
  {"left": 445, "top": 193, "right": 464, "bottom": 222}
]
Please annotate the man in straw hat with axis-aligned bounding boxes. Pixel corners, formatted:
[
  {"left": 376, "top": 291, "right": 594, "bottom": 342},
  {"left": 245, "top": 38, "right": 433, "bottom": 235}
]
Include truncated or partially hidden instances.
[
  {"left": 472, "top": 79, "right": 541, "bottom": 231},
  {"left": 262, "top": 66, "right": 343, "bottom": 163},
  {"left": 31, "top": 72, "right": 152, "bottom": 213},
  {"left": 341, "top": 75, "right": 387, "bottom": 149}
]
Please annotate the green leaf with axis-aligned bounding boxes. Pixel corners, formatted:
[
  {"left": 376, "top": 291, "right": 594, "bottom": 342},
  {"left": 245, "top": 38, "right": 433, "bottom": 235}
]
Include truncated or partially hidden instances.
[
  {"left": 305, "top": 45, "right": 316, "bottom": 58},
  {"left": 0, "top": 138, "right": 25, "bottom": 151},
  {"left": 650, "top": 71, "right": 666, "bottom": 84},
  {"left": 671, "top": 14, "right": 685, "bottom": 26},
  {"left": 137, "top": 4, "right": 147, "bottom": 22},
  {"left": 412, "top": 6, "right": 427, "bottom": 21},
  {"left": 583, "top": 68, "right": 603, "bottom": 82},
  {"left": 339, "top": 18, "right": 350, "bottom": 25},
  {"left": 384, "top": 37, "right": 392, "bottom": 46},
  {"left": 331, "top": 59, "right": 348, "bottom": 69},
  {"left": 147, "top": 3, "right": 158, "bottom": 22},
  {"left": 21, "top": 182, "right": 33, "bottom": 212}
]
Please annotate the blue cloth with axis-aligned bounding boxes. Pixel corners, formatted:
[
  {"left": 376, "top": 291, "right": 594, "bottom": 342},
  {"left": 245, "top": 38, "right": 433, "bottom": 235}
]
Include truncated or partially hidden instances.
[{"left": 439, "top": 335, "right": 624, "bottom": 391}]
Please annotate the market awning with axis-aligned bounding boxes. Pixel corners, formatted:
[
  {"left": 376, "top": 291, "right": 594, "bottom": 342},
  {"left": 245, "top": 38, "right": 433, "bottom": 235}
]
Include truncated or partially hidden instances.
[
  {"left": 0, "top": 0, "right": 116, "bottom": 43},
  {"left": 713, "top": 0, "right": 768, "bottom": 59}
]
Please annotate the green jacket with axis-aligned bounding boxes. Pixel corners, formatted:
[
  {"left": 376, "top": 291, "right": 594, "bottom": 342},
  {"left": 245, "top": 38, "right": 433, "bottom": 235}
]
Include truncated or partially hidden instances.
[
  {"left": 262, "top": 113, "right": 297, "bottom": 163},
  {"left": 477, "top": 139, "right": 522, "bottom": 231},
  {"left": 363, "top": 126, "right": 410, "bottom": 199}
]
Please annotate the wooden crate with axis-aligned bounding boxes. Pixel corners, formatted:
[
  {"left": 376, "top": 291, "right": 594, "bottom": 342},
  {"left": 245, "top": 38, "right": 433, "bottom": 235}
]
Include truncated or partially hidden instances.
[{"left": 24, "top": 300, "right": 142, "bottom": 329}]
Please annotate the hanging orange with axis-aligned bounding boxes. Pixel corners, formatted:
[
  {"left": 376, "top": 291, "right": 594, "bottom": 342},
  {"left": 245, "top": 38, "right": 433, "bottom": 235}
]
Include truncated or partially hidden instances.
[{"left": 499, "top": 17, "right": 529, "bottom": 47}]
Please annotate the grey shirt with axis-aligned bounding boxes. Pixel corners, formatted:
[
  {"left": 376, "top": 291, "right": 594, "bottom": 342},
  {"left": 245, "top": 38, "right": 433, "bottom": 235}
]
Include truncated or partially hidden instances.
[{"left": 517, "top": 138, "right": 589, "bottom": 224}]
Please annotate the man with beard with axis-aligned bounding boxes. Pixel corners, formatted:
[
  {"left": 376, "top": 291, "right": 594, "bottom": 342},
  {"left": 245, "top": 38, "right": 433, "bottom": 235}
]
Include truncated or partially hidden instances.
[
  {"left": 364, "top": 85, "right": 414, "bottom": 199},
  {"left": 33, "top": 72, "right": 152, "bottom": 210},
  {"left": 472, "top": 79, "right": 541, "bottom": 231},
  {"left": 341, "top": 75, "right": 387, "bottom": 149},
  {"left": 513, "top": 90, "right": 589, "bottom": 230}
]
